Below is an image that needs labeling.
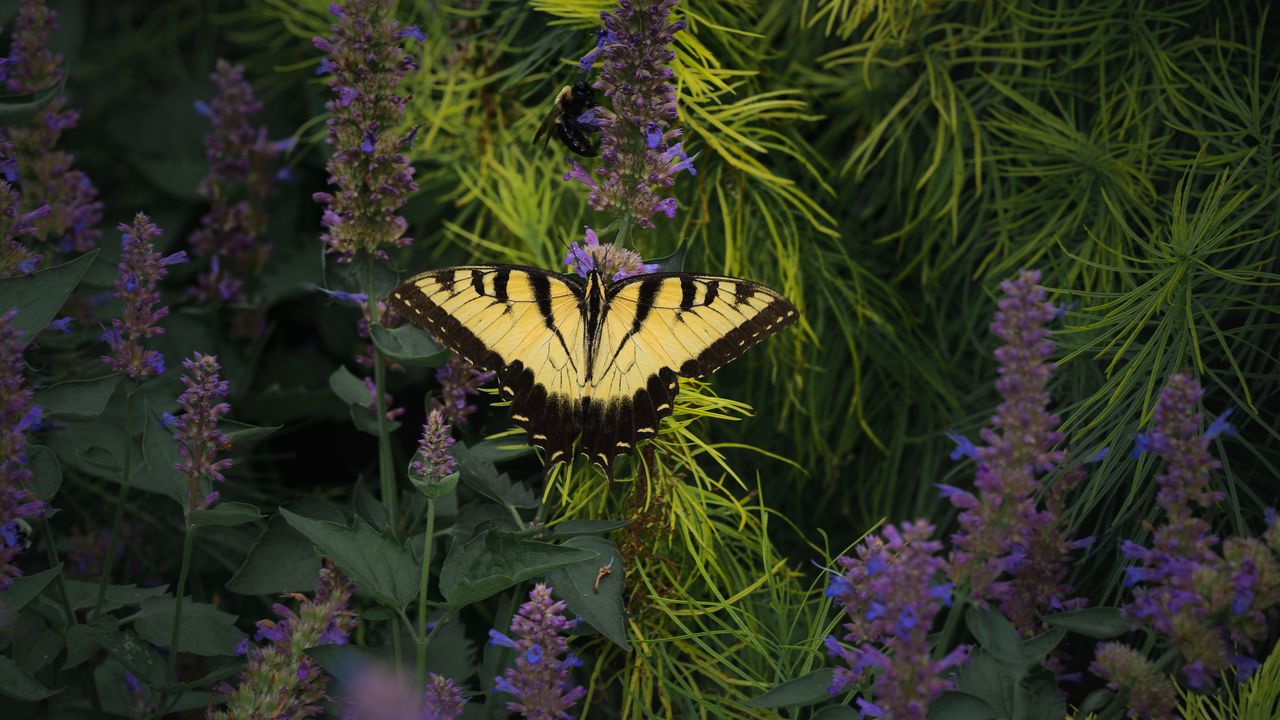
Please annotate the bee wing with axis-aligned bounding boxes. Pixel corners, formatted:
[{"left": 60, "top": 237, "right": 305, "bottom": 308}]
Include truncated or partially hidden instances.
[{"left": 534, "top": 107, "right": 560, "bottom": 148}]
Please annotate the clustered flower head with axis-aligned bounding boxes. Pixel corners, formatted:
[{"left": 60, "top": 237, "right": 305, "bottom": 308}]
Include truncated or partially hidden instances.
[
  {"left": 563, "top": 226, "right": 659, "bottom": 281},
  {"left": 943, "top": 269, "right": 1086, "bottom": 633},
  {"left": 3, "top": 0, "right": 102, "bottom": 257},
  {"left": 1114, "top": 373, "right": 1280, "bottom": 690},
  {"left": 0, "top": 178, "right": 48, "bottom": 277},
  {"left": 339, "top": 663, "right": 465, "bottom": 720},
  {"left": 824, "top": 520, "right": 968, "bottom": 719},
  {"left": 210, "top": 565, "right": 357, "bottom": 719},
  {"left": 434, "top": 355, "right": 494, "bottom": 424},
  {"left": 410, "top": 408, "right": 456, "bottom": 484},
  {"left": 568, "top": 0, "right": 694, "bottom": 226},
  {"left": 100, "top": 213, "right": 187, "bottom": 379},
  {"left": 313, "top": 0, "right": 421, "bottom": 262},
  {"left": 1089, "top": 642, "right": 1178, "bottom": 720},
  {"left": 171, "top": 353, "right": 233, "bottom": 513},
  {"left": 189, "top": 58, "right": 282, "bottom": 305},
  {"left": 488, "top": 583, "right": 586, "bottom": 720},
  {"left": 0, "top": 310, "right": 43, "bottom": 590}
]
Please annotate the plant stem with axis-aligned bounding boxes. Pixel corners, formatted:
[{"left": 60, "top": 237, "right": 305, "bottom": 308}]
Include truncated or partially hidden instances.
[
  {"left": 167, "top": 523, "right": 196, "bottom": 679},
  {"left": 92, "top": 385, "right": 135, "bottom": 619},
  {"left": 39, "top": 517, "right": 74, "bottom": 627},
  {"left": 365, "top": 254, "right": 398, "bottom": 535},
  {"left": 414, "top": 497, "right": 437, "bottom": 686},
  {"left": 935, "top": 587, "right": 969, "bottom": 659}
]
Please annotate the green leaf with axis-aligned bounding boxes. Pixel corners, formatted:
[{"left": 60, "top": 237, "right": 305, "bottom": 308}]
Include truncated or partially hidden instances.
[
  {"left": 965, "top": 607, "right": 1024, "bottom": 666},
  {"left": 411, "top": 470, "right": 460, "bottom": 499},
  {"left": 370, "top": 324, "right": 449, "bottom": 367},
  {"left": 62, "top": 580, "right": 169, "bottom": 614},
  {"left": 1019, "top": 628, "right": 1066, "bottom": 665},
  {"left": 34, "top": 374, "right": 121, "bottom": 418},
  {"left": 228, "top": 500, "right": 345, "bottom": 595},
  {"left": 72, "top": 623, "right": 168, "bottom": 684},
  {"left": 743, "top": 668, "right": 834, "bottom": 708},
  {"left": 1015, "top": 666, "right": 1065, "bottom": 719},
  {"left": 191, "top": 501, "right": 263, "bottom": 528},
  {"left": 0, "top": 70, "right": 66, "bottom": 127},
  {"left": 439, "top": 530, "right": 597, "bottom": 610},
  {"left": 26, "top": 444, "right": 62, "bottom": 501},
  {"left": 329, "top": 365, "right": 372, "bottom": 406},
  {"left": 546, "top": 536, "right": 628, "bottom": 650},
  {"left": 0, "top": 566, "right": 61, "bottom": 617},
  {"left": 1078, "top": 688, "right": 1115, "bottom": 714},
  {"left": 350, "top": 402, "right": 400, "bottom": 436},
  {"left": 131, "top": 597, "right": 245, "bottom": 657},
  {"left": 551, "top": 519, "right": 631, "bottom": 537},
  {"left": 647, "top": 245, "right": 687, "bottom": 273},
  {"left": 153, "top": 658, "right": 245, "bottom": 695},
  {"left": 222, "top": 420, "right": 281, "bottom": 443},
  {"left": 452, "top": 440, "right": 538, "bottom": 509},
  {"left": 928, "top": 691, "right": 998, "bottom": 720},
  {"left": 954, "top": 650, "right": 1017, "bottom": 719},
  {"left": 1042, "top": 607, "right": 1131, "bottom": 639},
  {"left": 281, "top": 509, "right": 418, "bottom": 609},
  {"left": 139, "top": 402, "right": 188, "bottom": 506},
  {"left": 812, "top": 707, "right": 861, "bottom": 719},
  {"left": 0, "top": 654, "right": 58, "bottom": 701},
  {"left": 0, "top": 250, "right": 98, "bottom": 344},
  {"left": 306, "top": 644, "right": 382, "bottom": 687},
  {"left": 464, "top": 437, "right": 535, "bottom": 465}
]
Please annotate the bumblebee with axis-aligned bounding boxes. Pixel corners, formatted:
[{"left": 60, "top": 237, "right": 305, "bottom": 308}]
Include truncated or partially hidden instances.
[{"left": 534, "top": 80, "right": 600, "bottom": 157}]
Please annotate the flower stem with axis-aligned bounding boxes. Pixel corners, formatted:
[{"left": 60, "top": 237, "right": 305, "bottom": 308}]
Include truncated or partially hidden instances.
[
  {"left": 365, "top": 254, "right": 398, "bottom": 535},
  {"left": 414, "top": 497, "right": 437, "bottom": 686},
  {"left": 92, "top": 385, "right": 135, "bottom": 619},
  {"left": 167, "top": 523, "right": 195, "bottom": 678}
]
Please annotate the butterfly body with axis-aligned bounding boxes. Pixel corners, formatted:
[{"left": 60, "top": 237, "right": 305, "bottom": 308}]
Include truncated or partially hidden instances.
[{"left": 389, "top": 266, "right": 797, "bottom": 476}]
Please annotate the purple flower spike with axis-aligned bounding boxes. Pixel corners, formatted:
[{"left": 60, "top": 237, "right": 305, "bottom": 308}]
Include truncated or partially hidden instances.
[
  {"left": 409, "top": 408, "right": 456, "bottom": 489},
  {"left": 1090, "top": 643, "right": 1177, "bottom": 720},
  {"left": 434, "top": 355, "right": 494, "bottom": 424},
  {"left": 825, "top": 520, "right": 968, "bottom": 718},
  {"left": 189, "top": 59, "right": 281, "bottom": 309},
  {"left": 563, "top": 226, "right": 659, "bottom": 281},
  {"left": 0, "top": 311, "right": 45, "bottom": 590},
  {"left": 172, "top": 353, "right": 232, "bottom": 514},
  {"left": 492, "top": 583, "right": 586, "bottom": 720},
  {"left": 577, "top": 0, "right": 691, "bottom": 226},
  {"left": 340, "top": 662, "right": 466, "bottom": 720},
  {"left": 101, "top": 214, "right": 182, "bottom": 380},
  {"left": 313, "top": 0, "right": 419, "bottom": 263},
  {"left": 210, "top": 566, "right": 357, "bottom": 719},
  {"left": 0, "top": 179, "right": 43, "bottom": 277}
]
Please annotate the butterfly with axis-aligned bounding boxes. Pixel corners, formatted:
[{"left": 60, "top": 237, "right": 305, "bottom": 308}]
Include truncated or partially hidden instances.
[{"left": 387, "top": 265, "right": 797, "bottom": 477}]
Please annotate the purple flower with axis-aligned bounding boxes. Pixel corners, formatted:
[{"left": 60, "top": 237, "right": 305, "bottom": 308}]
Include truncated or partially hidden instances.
[
  {"left": 945, "top": 270, "right": 1086, "bottom": 635},
  {"left": 317, "top": 286, "right": 369, "bottom": 306},
  {"left": 339, "top": 662, "right": 465, "bottom": 720},
  {"left": 4, "top": 0, "right": 102, "bottom": 259},
  {"left": 189, "top": 59, "right": 281, "bottom": 309},
  {"left": 0, "top": 310, "right": 44, "bottom": 590},
  {"left": 172, "top": 353, "right": 233, "bottom": 514},
  {"left": 563, "top": 226, "right": 659, "bottom": 281},
  {"left": 101, "top": 214, "right": 185, "bottom": 379},
  {"left": 409, "top": 409, "right": 456, "bottom": 484},
  {"left": 1090, "top": 643, "right": 1177, "bottom": 720},
  {"left": 0, "top": 178, "right": 43, "bottom": 277},
  {"left": 492, "top": 583, "right": 586, "bottom": 720},
  {"left": 574, "top": 0, "right": 691, "bottom": 227},
  {"left": 433, "top": 355, "right": 494, "bottom": 424},
  {"left": 210, "top": 566, "right": 357, "bottom": 719},
  {"left": 824, "top": 521, "right": 968, "bottom": 718},
  {"left": 313, "top": 0, "right": 419, "bottom": 263}
]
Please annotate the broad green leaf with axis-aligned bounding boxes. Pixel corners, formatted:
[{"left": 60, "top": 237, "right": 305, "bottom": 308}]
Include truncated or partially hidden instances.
[
  {"left": 438, "top": 530, "right": 597, "bottom": 610},
  {"left": 192, "top": 501, "right": 263, "bottom": 528},
  {"left": 329, "top": 365, "right": 372, "bottom": 406},
  {"left": 647, "top": 245, "right": 687, "bottom": 273},
  {"left": 1078, "top": 688, "right": 1115, "bottom": 714},
  {"left": 1042, "top": 607, "right": 1131, "bottom": 639},
  {"left": 349, "top": 402, "right": 400, "bottom": 436},
  {"left": 281, "top": 509, "right": 418, "bottom": 609},
  {"left": 928, "top": 691, "right": 998, "bottom": 720},
  {"left": 0, "top": 250, "right": 98, "bottom": 344},
  {"left": 153, "top": 658, "right": 244, "bottom": 695},
  {"left": 1019, "top": 628, "right": 1066, "bottom": 664},
  {"left": 452, "top": 440, "right": 538, "bottom": 509},
  {"left": 954, "top": 650, "right": 1016, "bottom": 719},
  {"left": 1014, "top": 666, "right": 1065, "bottom": 719},
  {"left": 132, "top": 597, "right": 245, "bottom": 657},
  {"left": 0, "top": 565, "right": 61, "bottom": 617},
  {"left": 62, "top": 580, "right": 168, "bottom": 614},
  {"left": 411, "top": 470, "right": 460, "bottom": 499},
  {"left": 464, "top": 437, "right": 535, "bottom": 465},
  {"left": 0, "top": 654, "right": 58, "bottom": 701},
  {"left": 140, "top": 402, "right": 188, "bottom": 506},
  {"left": 546, "top": 536, "right": 627, "bottom": 650},
  {"left": 34, "top": 374, "right": 121, "bottom": 418},
  {"left": 27, "top": 444, "right": 62, "bottom": 500},
  {"left": 370, "top": 324, "right": 449, "bottom": 367},
  {"left": 0, "top": 70, "right": 67, "bottom": 127},
  {"left": 812, "top": 707, "right": 861, "bottom": 719},
  {"left": 228, "top": 500, "right": 345, "bottom": 595},
  {"left": 743, "top": 667, "right": 834, "bottom": 708},
  {"left": 222, "top": 420, "right": 281, "bottom": 443},
  {"left": 965, "top": 607, "right": 1024, "bottom": 666},
  {"left": 69, "top": 623, "right": 168, "bottom": 684},
  {"left": 551, "top": 519, "right": 631, "bottom": 537}
]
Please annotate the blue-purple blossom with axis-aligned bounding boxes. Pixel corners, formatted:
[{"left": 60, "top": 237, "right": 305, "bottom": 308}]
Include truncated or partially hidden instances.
[
  {"left": 312, "top": 0, "right": 420, "bottom": 262},
  {"left": 101, "top": 214, "right": 186, "bottom": 379},
  {"left": 563, "top": 226, "right": 659, "bottom": 282},
  {"left": 434, "top": 355, "right": 494, "bottom": 424},
  {"left": 0, "top": 311, "right": 43, "bottom": 590},
  {"left": 172, "top": 353, "right": 233, "bottom": 514},
  {"left": 824, "top": 520, "right": 968, "bottom": 719},
  {"left": 189, "top": 59, "right": 281, "bottom": 307},
  {"left": 210, "top": 566, "right": 356, "bottom": 719},
  {"left": 490, "top": 583, "right": 586, "bottom": 720},
  {"left": 0, "top": 177, "right": 45, "bottom": 277},
  {"left": 1090, "top": 642, "right": 1177, "bottom": 720},
  {"left": 409, "top": 408, "right": 456, "bottom": 484},
  {"left": 1116, "top": 373, "right": 1280, "bottom": 689},
  {"left": 571, "top": 0, "right": 693, "bottom": 227},
  {"left": 5, "top": 0, "right": 102, "bottom": 258},
  {"left": 945, "top": 270, "right": 1086, "bottom": 634}
]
